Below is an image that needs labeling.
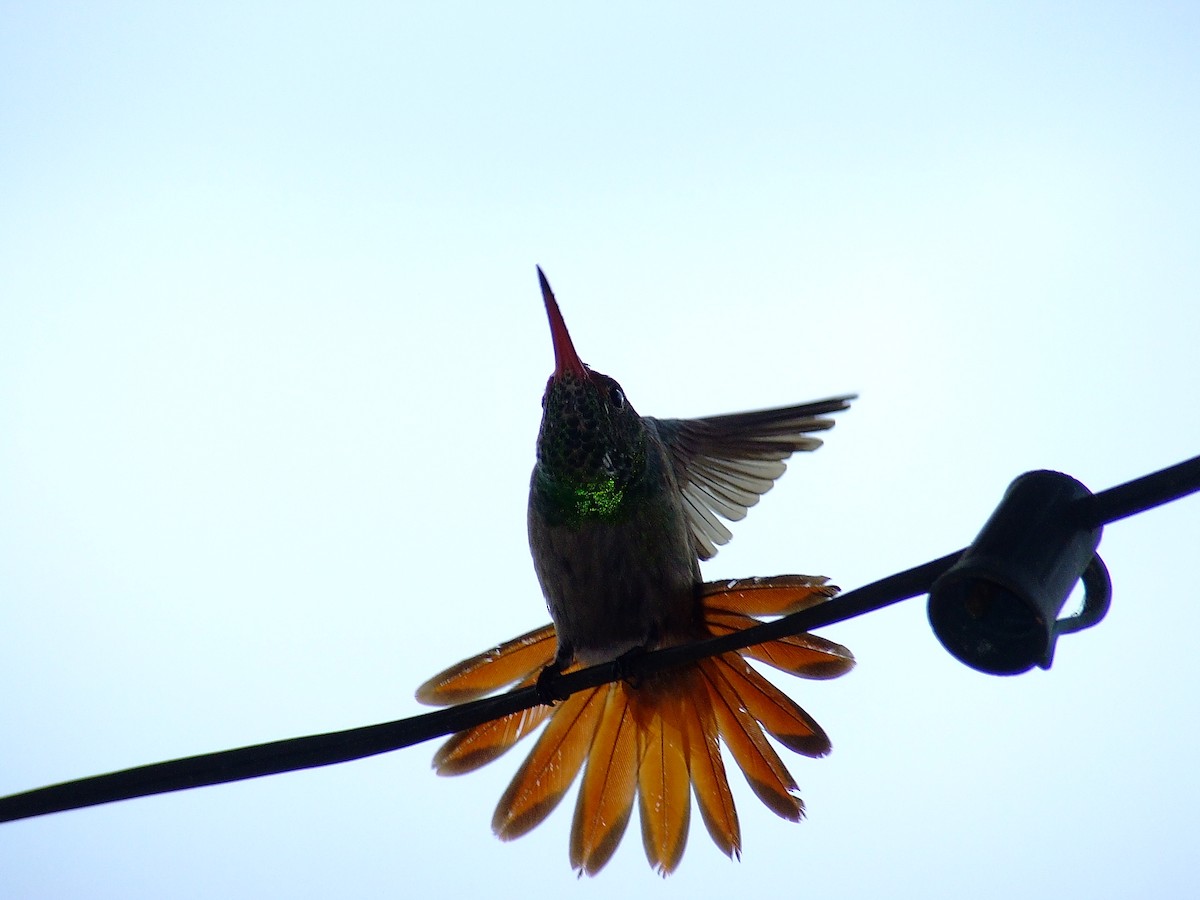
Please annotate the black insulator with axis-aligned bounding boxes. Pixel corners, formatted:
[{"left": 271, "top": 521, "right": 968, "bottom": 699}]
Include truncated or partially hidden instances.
[{"left": 928, "top": 470, "right": 1111, "bottom": 675}]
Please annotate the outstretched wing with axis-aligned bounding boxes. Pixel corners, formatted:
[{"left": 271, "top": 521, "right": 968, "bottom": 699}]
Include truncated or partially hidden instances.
[{"left": 649, "top": 395, "right": 855, "bottom": 560}]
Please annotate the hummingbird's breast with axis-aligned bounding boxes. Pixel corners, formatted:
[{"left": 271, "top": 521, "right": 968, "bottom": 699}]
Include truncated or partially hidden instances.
[{"left": 527, "top": 436, "right": 703, "bottom": 667}]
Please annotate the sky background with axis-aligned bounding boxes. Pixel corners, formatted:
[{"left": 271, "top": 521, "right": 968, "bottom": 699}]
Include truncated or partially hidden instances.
[{"left": 3, "top": 3, "right": 1199, "bottom": 897}]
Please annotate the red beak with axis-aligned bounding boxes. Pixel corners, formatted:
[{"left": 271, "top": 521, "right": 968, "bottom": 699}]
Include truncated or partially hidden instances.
[{"left": 538, "top": 267, "right": 588, "bottom": 380}]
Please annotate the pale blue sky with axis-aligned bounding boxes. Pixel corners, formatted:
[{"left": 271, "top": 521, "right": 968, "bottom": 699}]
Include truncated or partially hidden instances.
[{"left": 3, "top": 3, "right": 1199, "bottom": 898}]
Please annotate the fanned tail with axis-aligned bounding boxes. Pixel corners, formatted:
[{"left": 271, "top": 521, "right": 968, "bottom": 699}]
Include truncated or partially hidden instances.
[{"left": 415, "top": 574, "right": 852, "bottom": 874}]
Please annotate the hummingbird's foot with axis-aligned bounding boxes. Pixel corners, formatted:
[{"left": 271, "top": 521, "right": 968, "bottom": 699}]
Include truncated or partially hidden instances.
[
  {"left": 612, "top": 646, "right": 648, "bottom": 688},
  {"left": 534, "top": 661, "right": 570, "bottom": 705}
]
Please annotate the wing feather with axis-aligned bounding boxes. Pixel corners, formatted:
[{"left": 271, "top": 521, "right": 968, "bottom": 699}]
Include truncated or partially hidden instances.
[
  {"left": 680, "top": 486, "right": 734, "bottom": 557},
  {"left": 687, "top": 473, "right": 753, "bottom": 521},
  {"left": 649, "top": 395, "right": 855, "bottom": 560}
]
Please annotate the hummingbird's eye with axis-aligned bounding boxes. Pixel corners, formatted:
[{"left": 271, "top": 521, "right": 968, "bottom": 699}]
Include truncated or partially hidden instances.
[{"left": 608, "top": 385, "right": 625, "bottom": 409}]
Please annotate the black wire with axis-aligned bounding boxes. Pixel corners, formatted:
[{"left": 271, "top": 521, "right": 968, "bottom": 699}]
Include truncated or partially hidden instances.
[
  {"left": 1077, "top": 454, "right": 1200, "bottom": 527},
  {"left": 1, "top": 454, "right": 1197, "bottom": 825},
  {"left": 0, "top": 550, "right": 963, "bottom": 825}
]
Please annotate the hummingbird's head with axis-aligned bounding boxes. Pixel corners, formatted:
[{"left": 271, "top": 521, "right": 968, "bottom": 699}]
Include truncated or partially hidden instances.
[{"left": 534, "top": 268, "right": 648, "bottom": 498}]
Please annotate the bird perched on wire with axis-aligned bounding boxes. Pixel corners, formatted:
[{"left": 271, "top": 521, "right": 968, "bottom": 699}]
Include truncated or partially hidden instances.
[{"left": 417, "top": 268, "right": 855, "bottom": 875}]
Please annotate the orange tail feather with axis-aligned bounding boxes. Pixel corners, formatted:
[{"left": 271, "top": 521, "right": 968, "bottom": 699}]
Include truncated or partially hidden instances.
[
  {"left": 711, "top": 654, "right": 831, "bottom": 758},
  {"left": 632, "top": 676, "right": 692, "bottom": 876},
  {"left": 492, "top": 686, "right": 605, "bottom": 840},
  {"left": 700, "top": 575, "right": 837, "bottom": 616},
  {"left": 699, "top": 656, "right": 805, "bottom": 822},
  {"left": 705, "top": 610, "right": 855, "bottom": 679},
  {"left": 679, "top": 667, "right": 741, "bottom": 860},
  {"left": 570, "top": 683, "right": 639, "bottom": 876},
  {"left": 415, "top": 624, "right": 556, "bottom": 705},
  {"left": 432, "top": 674, "right": 552, "bottom": 775}
]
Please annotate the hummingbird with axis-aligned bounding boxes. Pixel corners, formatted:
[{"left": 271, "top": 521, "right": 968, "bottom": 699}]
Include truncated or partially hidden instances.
[{"left": 417, "top": 269, "right": 855, "bottom": 875}]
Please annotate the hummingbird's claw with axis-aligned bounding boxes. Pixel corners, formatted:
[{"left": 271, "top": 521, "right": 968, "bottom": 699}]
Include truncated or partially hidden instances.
[
  {"left": 534, "top": 662, "right": 570, "bottom": 705},
  {"left": 611, "top": 646, "right": 648, "bottom": 689}
]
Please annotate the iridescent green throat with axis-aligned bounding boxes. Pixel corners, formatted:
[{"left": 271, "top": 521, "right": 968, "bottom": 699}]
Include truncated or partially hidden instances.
[{"left": 534, "top": 470, "right": 638, "bottom": 527}]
